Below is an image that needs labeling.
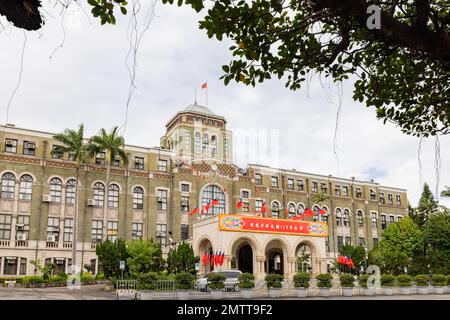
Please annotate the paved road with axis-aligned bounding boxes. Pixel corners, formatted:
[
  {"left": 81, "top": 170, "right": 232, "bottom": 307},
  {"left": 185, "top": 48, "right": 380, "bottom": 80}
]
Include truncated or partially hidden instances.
[{"left": 0, "top": 284, "right": 116, "bottom": 300}]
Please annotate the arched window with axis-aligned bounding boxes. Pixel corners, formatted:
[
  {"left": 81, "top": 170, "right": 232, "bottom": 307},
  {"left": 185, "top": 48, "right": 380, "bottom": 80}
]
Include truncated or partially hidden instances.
[
  {"left": 321, "top": 207, "right": 328, "bottom": 223},
  {"left": 184, "top": 133, "right": 191, "bottom": 152},
  {"left": 202, "top": 134, "right": 209, "bottom": 153},
  {"left": 49, "top": 178, "right": 63, "bottom": 203},
  {"left": 133, "top": 186, "right": 144, "bottom": 209},
  {"left": 343, "top": 209, "right": 350, "bottom": 226},
  {"left": 194, "top": 132, "right": 201, "bottom": 153},
  {"left": 288, "top": 203, "right": 296, "bottom": 216},
  {"left": 19, "top": 175, "right": 33, "bottom": 200},
  {"left": 93, "top": 182, "right": 105, "bottom": 207},
  {"left": 336, "top": 208, "right": 342, "bottom": 226},
  {"left": 201, "top": 185, "right": 225, "bottom": 215},
  {"left": 297, "top": 204, "right": 305, "bottom": 215},
  {"left": 1, "top": 173, "right": 15, "bottom": 199},
  {"left": 66, "top": 179, "right": 76, "bottom": 204},
  {"left": 271, "top": 201, "right": 280, "bottom": 218},
  {"left": 108, "top": 184, "right": 119, "bottom": 208},
  {"left": 312, "top": 205, "right": 320, "bottom": 222},
  {"left": 357, "top": 210, "right": 364, "bottom": 227},
  {"left": 210, "top": 136, "right": 217, "bottom": 158}
]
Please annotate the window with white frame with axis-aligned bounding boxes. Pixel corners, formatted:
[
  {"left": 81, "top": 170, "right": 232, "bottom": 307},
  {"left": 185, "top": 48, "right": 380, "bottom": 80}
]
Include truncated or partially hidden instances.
[
  {"left": 202, "top": 134, "right": 209, "bottom": 153},
  {"left": 345, "top": 236, "right": 352, "bottom": 245},
  {"left": 288, "top": 203, "right": 296, "bottom": 216},
  {"left": 63, "top": 218, "right": 74, "bottom": 242},
  {"left": 312, "top": 205, "right": 320, "bottom": 222},
  {"left": 201, "top": 185, "right": 225, "bottom": 215},
  {"left": 16, "top": 215, "right": 30, "bottom": 240},
  {"left": 157, "top": 189, "right": 168, "bottom": 211},
  {"left": 1, "top": 173, "right": 15, "bottom": 199},
  {"left": 68, "top": 151, "right": 76, "bottom": 161},
  {"left": 134, "top": 156, "right": 144, "bottom": 170},
  {"left": 371, "top": 212, "right": 377, "bottom": 228},
  {"left": 342, "top": 186, "right": 349, "bottom": 196},
  {"left": 337, "top": 236, "right": 343, "bottom": 252},
  {"left": 370, "top": 189, "right": 376, "bottom": 200},
  {"left": 355, "top": 187, "right": 362, "bottom": 198},
  {"left": 320, "top": 183, "right": 327, "bottom": 193},
  {"left": 156, "top": 224, "right": 167, "bottom": 246},
  {"left": 358, "top": 237, "right": 365, "bottom": 247},
  {"left": 49, "top": 177, "right": 63, "bottom": 203},
  {"left": 111, "top": 155, "right": 121, "bottom": 167},
  {"left": 381, "top": 215, "right": 387, "bottom": 229},
  {"left": 4, "top": 138, "right": 17, "bottom": 153},
  {"left": 181, "top": 224, "right": 189, "bottom": 241},
  {"left": 389, "top": 215, "right": 395, "bottom": 223},
  {"left": 184, "top": 133, "right": 191, "bottom": 152},
  {"left": 93, "top": 182, "right": 105, "bottom": 207},
  {"left": 336, "top": 208, "right": 342, "bottom": 226},
  {"left": 255, "top": 199, "right": 264, "bottom": 213},
  {"left": 343, "top": 209, "right": 350, "bottom": 226},
  {"left": 357, "top": 210, "right": 364, "bottom": 227},
  {"left": 65, "top": 179, "right": 76, "bottom": 205},
  {"left": 0, "top": 214, "right": 12, "bottom": 240},
  {"left": 321, "top": 207, "right": 328, "bottom": 223},
  {"left": 379, "top": 193, "right": 385, "bottom": 204},
  {"left": 158, "top": 159, "right": 167, "bottom": 172},
  {"left": 95, "top": 152, "right": 105, "bottom": 165},
  {"left": 388, "top": 193, "right": 393, "bottom": 205},
  {"left": 19, "top": 174, "right": 33, "bottom": 201},
  {"left": 255, "top": 173, "right": 262, "bottom": 185},
  {"left": 334, "top": 185, "right": 341, "bottom": 196},
  {"left": 297, "top": 179, "right": 304, "bottom": 191},
  {"left": 181, "top": 196, "right": 189, "bottom": 212},
  {"left": 224, "top": 138, "right": 229, "bottom": 157},
  {"left": 297, "top": 204, "right": 305, "bottom": 215},
  {"left": 47, "top": 217, "right": 60, "bottom": 240},
  {"left": 210, "top": 136, "right": 217, "bottom": 157},
  {"left": 194, "top": 132, "right": 201, "bottom": 154},
  {"left": 132, "top": 222, "right": 143, "bottom": 240},
  {"left": 396, "top": 195, "right": 401, "bottom": 206},
  {"left": 107, "top": 221, "right": 118, "bottom": 242},
  {"left": 271, "top": 201, "right": 280, "bottom": 218},
  {"left": 311, "top": 182, "right": 318, "bottom": 193},
  {"left": 108, "top": 184, "right": 119, "bottom": 208},
  {"left": 23, "top": 141, "right": 35, "bottom": 156},
  {"left": 181, "top": 183, "right": 190, "bottom": 192},
  {"left": 287, "top": 178, "right": 294, "bottom": 190},
  {"left": 52, "top": 145, "right": 64, "bottom": 159},
  {"left": 271, "top": 176, "right": 278, "bottom": 188},
  {"left": 133, "top": 187, "right": 144, "bottom": 209},
  {"left": 91, "top": 220, "right": 103, "bottom": 242}
]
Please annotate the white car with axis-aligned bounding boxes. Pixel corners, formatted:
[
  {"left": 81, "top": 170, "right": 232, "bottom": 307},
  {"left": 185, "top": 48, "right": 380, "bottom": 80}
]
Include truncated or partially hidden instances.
[{"left": 196, "top": 269, "right": 242, "bottom": 292}]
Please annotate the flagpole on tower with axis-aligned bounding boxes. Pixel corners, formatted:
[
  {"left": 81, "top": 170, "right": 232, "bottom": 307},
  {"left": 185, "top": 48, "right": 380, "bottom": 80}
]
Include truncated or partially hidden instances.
[{"left": 194, "top": 88, "right": 197, "bottom": 104}]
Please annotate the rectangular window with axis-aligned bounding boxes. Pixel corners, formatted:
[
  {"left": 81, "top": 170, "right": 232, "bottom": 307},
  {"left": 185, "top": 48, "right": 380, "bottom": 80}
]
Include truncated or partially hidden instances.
[
  {"left": 156, "top": 224, "right": 167, "bottom": 246},
  {"left": 396, "top": 195, "right": 401, "bottom": 206},
  {"left": 241, "top": 190, "right": 249, "bottom": 199},
  {"left": 132, "top": 223, "right": 143, "bottom": 240},
  {"left": 181, "top": 224, "right": 189, "bottom": 241},
  {"left": 297, "top": 179, "right": 304, "bottom": 191},
  {"left": 320, "top": 183, "right": 327, "bottom": 193},
  {"left": 157, "top": 189, "right": 167, "bottom": 211},
  {"left": 0, "top": 214, "right": 12, "bottom": 240},
  {"left": 389, "top": 215, "right": 395, "bottom": 223},
  {"left": 255, "top": 174, "right": 262, "bottom": 185},
  {"left": 63, "top": 218, "right": 73, "bottom": 242},
  {"left": 337, "top": 236, "right": 344, "bottom": 252},
  {"left": 287, "top": 178, "right": 294, "bottom": 190},
  {"left": 371, "top": 212, "right": 377, "bottom": 228},
  {"left": 355, "top": 188, "right": 362, "bottom": 198},
  {"left": 242, "top": 201, "right": 249, "bottom": 213},
  {"left": 181, "top": 183, "right": 190, "bottom": 192},
  {"left": 95, "top": 152, "right": 105, "bottom": 165},
  {"left": 181, "top": 196, "right": 189, "bottom": 213},
  {"left": 381, "top": 215, "right": 387, "bottom": 230},
  {"left": 342, "top": 186, "right": 349, "bottom": 196},
  {"left": 398, "top": 216, "right": 403, "bottom": 222},
  {"left": 19, "top": 258, "right": 27, "bottom": 275},
  {"left": 16, "top": 215, "right": 30, "bottom": 240},
  {"left": 311, "top": 182, "right": 318, "bottom": 193},
  {"left": 358, "top": 237, "right": 365, "bottom": 247},
  {"left": 52, "top": 145, "right": 64, "bottom": 159},
  {"left": 135, "top": 157, "right": 144, "bottom": 170},
  {"left": 47, "top": 217, "right": 60, "bottom": 241},
  {"left": 107, "top": 221, "right": 118, "bottom": 242},
  {"left": 255, "top": 199, "right": 263, "bottom": 213},
  {"left": 3, "top": 257, "right": 17, "bottom": 275},
  {"left": 4, "top": 138, "right": 17, "bottom": 153},
  {"left": 68, "top": 151, "right": 76, "bottom": 161},
  {"left": 345, "top": 236, "right": 352, "bottom": 245},
  {"left": 388, "top": 194, "right": 393, "bottom": 205},
  {"left": 379, "top": 193, "right": 385, "bottom": 204},
  {"left": 334, "top": 185, "right": 341, "bottom": 196},
  {"left": 271, "top": 176, "right": 278, "bottom": 188},
  {"left": 23, "top": 141, "right": 35, "bottom": 156},
  {"left": 111, "top": 156, "right": 120, "bottom": 167},
  {"left": 357, "top": 213, "right": 364, "bottom": 228},
  {"left": 373, "top": 238, "right": 379, "bottom": 247},
  {"left": 91, "top": 220, "right": 103, "bottom": 242},
  {"left": 370, "top": 189, "right": 376, "bottom": 200},
  {"left": 158, "top": 159, "right": 168, "bottom": 172}
]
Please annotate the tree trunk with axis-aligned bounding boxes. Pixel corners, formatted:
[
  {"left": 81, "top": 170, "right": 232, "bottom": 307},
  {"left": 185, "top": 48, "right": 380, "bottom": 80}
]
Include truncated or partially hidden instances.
[
  {"left": 72, "top": 167, "right": 79, "bottom": 274},
  {"left": 103, "top": 151, "right": 111, "bottom": 241}
]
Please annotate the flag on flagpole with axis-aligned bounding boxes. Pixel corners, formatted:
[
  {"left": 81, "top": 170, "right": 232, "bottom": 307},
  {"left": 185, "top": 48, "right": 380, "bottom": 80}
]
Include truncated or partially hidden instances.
[
  {"left": 236, "top": 199, "right": 243, "bottom": 209},
  {"left": 189, "top": 207, "right": 199, "bottom": 216},
  {"left": 201, "top": 82, "right": 207, "bottom": 89},
  {"left": 212, "top": 199, "right": 219, "bottom": 206},
  {"left": 261, "top": 201, "right": 267, "bottom": 215}
]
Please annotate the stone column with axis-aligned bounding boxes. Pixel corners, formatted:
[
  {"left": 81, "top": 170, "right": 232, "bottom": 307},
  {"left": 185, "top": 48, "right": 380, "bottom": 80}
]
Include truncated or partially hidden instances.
[
  {"left": 224, "top": 255, "right": 232, "bottom": 269},
  {"left": 256, "top": 256, "right": 266, "bottom": 280},
  {"left": 287, "top": 257, "right": 297, "bottom": 279}
]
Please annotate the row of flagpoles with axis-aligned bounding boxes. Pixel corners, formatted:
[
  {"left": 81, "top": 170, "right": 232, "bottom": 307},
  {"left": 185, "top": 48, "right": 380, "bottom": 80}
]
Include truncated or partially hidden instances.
[{"left": 201, "top": 251, "right": 225, "bottom": 268}]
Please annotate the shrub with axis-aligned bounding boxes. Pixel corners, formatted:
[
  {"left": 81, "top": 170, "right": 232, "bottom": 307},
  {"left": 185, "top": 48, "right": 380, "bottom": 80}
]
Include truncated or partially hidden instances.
[
  {"left": 95, "top": 272, "right": 105, "bottom": 280},
  {"left": 380, "top": 274, "right": 395, "bottom": 287},
  {"left": 22, "top": 276, "right": 45, "bottom": 285},
  {"left": 238, "top": 273, "right": 255, "bottom": 289},
  {"left": 265, "top": 273, "right": 284, "bottom": 289},
  {"left": 81, "top": 273, "right": 95, "bottom": 282},
  {"left": 316, "top": 273, "right": 333, "bottom": 288},
  {"left": 447, "top": 275, "right": 450, "bottom": 286},
  {"left": 293, "top": 272, "right": 310, "bottom": 288},
  {"left": 138, "top": 272, "right": 160, "bottom": 290},
  {"left": 339, "top": 274, "right": 355, "bottom": 288},
  {"left": 207, "top": 273, "right": 226, "bottom": 290},
  {"left": 175, "top": 272, "right": 195, "bottom": 290},
  {"left": 396, "top": 275, "right": 412, "bottom": 287},
  {"left": 431, "top": 274, "right": 447, "bottom": 287},
  {"left": 414, "top": 275, "right": 430, "bottom": 287},
  {"left": 358, "top": 274, "right": 370, "bottom": 288}
]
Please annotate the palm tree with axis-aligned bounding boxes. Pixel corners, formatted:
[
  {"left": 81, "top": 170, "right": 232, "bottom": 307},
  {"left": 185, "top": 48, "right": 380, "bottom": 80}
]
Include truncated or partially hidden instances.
[
  {"left": 87, "top": 126, "right": 128, "bottom": 242},
  {"left": 441, "top": 186, "right": 450, "bottom": 198},
  {"left": 52, "top": 124, "right": 88, "bottom": 274}
]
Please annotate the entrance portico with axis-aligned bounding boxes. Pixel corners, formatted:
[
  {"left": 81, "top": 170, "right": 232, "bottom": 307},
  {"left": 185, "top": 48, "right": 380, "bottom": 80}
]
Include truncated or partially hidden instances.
[{"left": 193, "top": 214, "right": 328, "bottom": 280}]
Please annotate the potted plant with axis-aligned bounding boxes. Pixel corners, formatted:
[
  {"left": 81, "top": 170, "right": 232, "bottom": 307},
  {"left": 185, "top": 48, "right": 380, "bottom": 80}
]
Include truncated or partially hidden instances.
[
  {"left": 431, "top": 274, "right": 447, "bottom": 294},
  {"left": 207, "top": 273, "right": 225, "bottom": 299},
  {"left": 380, "top": 274, "right": 395, "bottom": 295},
  {"left": 238, "top": 273, "right": 255, "bottom": 299},
  {"left": 339, "top": 274, "right": 354, "bottom": 297},
  {"left": 293, "top": 272, "right": 310, "bottom": 298},
  {"left": 265, "top": 273, "right": 284, "bottom": 298},
  {"left": 414, "top": 275, "right": 430, "bottom": 295},
  {"left": 316, "top": 273, "right": 333, "bottom": 297},
  {"left": 358, "top": 274, "right": 374, "bottom": 296},
  {"left": 175, "top": 272, "right": 195, "bottom": 300},
  {"left": 396, "top": 275, "right": 412, "bottom": 295}
]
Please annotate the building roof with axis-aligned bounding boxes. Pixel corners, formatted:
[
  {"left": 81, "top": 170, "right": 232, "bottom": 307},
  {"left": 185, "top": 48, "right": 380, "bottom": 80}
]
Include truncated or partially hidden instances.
[{"left": 165, "top": 102, "right": 226, "bottom": 128}]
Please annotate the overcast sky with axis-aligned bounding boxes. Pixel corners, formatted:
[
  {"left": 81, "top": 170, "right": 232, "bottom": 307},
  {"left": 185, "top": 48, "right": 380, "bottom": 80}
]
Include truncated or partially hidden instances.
[{"left": 0, "top": 1, "right": 448, "bottom": 206}]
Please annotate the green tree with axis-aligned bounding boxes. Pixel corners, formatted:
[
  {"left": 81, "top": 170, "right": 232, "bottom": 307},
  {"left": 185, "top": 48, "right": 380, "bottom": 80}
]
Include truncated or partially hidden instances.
[
  {"left": 52, "top": 124, "right": 88, "bottom": 273},
  {"left": 410, "top": 183, "right": 440, "bottom": 228},
  {"left": 423, "top": 212, "right": 450, "bottom": 274},
  {"left": 95, "top": 238, "right": 129, "bottom": 278},
  {"left": 338, "top": 245, "right": 366, "bottom": 274},
  {"left": 87, "top": 126, "right": 128, "bottom": 241},
  {"left": 296, "top": 251, "right": 311, "bottom": 273},
  {"left": 378, "top": 217, "right": 424, "bottom": 274},
  {"left": 167, "top": 242, "right": 196, "bottom": 274},
  {"left": 126, "top": 239, "right": 165, "bottom": 277},
  {"left": 441, "top": 186, "right": 450, "bottom": 198}
]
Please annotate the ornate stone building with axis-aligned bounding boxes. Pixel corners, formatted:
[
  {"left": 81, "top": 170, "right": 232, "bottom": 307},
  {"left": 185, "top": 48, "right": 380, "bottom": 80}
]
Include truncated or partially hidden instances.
[{"left": 0, "top": 103, "right": 408, "bottom": 277}]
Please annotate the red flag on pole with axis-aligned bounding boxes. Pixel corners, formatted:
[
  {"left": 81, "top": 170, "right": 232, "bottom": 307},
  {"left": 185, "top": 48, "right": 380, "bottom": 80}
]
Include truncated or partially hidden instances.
[
  {"left": 304, "top": 208, "right": 314, "bottom": 217},
  {"left": 220, "top": 252, "right": 225, "bottom": 266},
  {"left": 212, "top": 199, "right": 219, "bottom": 206},
  {"left": 189, "top": 207, "right": 198, "bottom": 216},
  {"left": 201, "top": 82, "right": 207, "bottom": 89},
  {"left": 261, "top": 201, "right": 267, "bottom": 214},
  {"left": 210, "top": 252, "right": 215, "bottom": 267},
  {"left": 236, "top": 199, "right": 243, "bottom": 209},
  {"left": 319, "top": 209, "right": 327, "bottom": 215}
]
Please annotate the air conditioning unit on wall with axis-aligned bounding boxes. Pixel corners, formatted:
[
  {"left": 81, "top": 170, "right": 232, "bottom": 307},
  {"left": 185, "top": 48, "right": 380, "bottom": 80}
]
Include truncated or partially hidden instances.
[
  {"left": 42, "top": 195, "right": 51, "bottom": 202},
  {"left": 16, "top": 233, "right": 27, "bottom": 241},
  {"left": 47, "top": 234, "right": 57, "bottom": 242},
  {"left": 87, "top": 199, "right": 96, "bottom": 206}
]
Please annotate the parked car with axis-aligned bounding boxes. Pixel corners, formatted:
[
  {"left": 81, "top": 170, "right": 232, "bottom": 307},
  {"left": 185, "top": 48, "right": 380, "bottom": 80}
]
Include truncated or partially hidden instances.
[{"left": 195, "top": 269, "right": 242, "bottom": 292}]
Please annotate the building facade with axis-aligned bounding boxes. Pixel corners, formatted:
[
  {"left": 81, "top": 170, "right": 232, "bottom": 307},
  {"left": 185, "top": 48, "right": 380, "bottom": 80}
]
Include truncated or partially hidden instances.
[{"left": 0, "top": 103, "right": 408, "bottom": 277}]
